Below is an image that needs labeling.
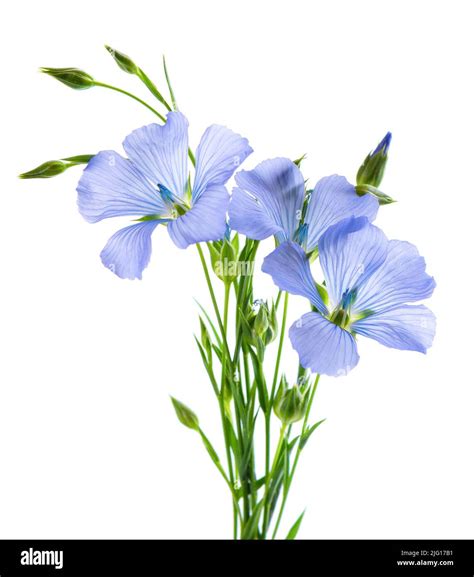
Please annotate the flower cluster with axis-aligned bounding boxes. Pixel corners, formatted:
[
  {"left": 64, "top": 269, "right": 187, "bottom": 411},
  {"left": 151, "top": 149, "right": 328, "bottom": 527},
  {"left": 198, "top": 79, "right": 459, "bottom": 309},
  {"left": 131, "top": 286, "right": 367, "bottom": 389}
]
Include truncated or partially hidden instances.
[
  {"left": 77, "top": 113, "right": 435, "bottom": 376},
  {"left": 21, "top": 50, "right": 436, "bottom": 539}
]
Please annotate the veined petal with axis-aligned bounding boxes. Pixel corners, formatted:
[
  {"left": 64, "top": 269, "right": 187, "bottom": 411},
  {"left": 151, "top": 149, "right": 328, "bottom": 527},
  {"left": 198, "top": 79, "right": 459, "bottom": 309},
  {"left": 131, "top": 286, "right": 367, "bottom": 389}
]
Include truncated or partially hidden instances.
[
  {"left": 354, "top": 240, "right": 436, "bottom": 314},
  {"left": 262, "top": 242, "right": 328, "bottom": 315},
  {"left": 289, "top": 312, "right": 359, "bottom": 376},
  {"left": 100, "top": 221, "right": 160, "bottom": 280},
  {"left": 304, "top": 175, "right": 379, "bottom": 252},
  {"left": 352, "top": 305, "right": 436, "bottom": 353},
  {"left": 319, "top": 217, "right": 388, "bottom": 308},
  {"left": 229, "top": 186, "right": 281, "bottom": 240},
  {"left": 192, "top": 125, "right": 252, "bottom": 202},
  {"left": 77, "top": 151, "right": 165, "bottom": 223},
  {"left": 167, "top": 185, "right": 229, "bottom": 249},
  {"left": 123, "top": 112, "right": 189, "bottom": 199},
  {"left": 228, "top": 158, "right": 305, "bottom": 242}
]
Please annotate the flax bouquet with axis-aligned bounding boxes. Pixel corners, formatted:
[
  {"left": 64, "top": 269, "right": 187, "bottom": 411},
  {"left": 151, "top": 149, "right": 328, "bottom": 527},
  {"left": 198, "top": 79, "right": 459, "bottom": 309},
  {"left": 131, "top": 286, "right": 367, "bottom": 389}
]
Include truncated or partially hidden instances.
[{"left": 21, "top": 47, "right": 436, "bottom": 540}]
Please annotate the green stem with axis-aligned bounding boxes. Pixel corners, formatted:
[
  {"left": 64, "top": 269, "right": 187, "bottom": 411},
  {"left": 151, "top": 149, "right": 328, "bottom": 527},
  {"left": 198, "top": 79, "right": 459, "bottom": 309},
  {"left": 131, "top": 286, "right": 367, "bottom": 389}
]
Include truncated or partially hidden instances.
[
  {"left": 263, "top": 291, "right": 289, "bottom": 533},
  {"left": 271, "top": 374, "right": 321, "bottom": 539},
  {"left": 198, "top": 429, "right": 243, "bottom": 523},
  {"left": 137, "top": 68, "right": 172, "bottom": 111},
  {"left": 196, "top": 244, "right": 239, "bottom": 538},
  {"left": 270, "top": 292, "right": 289, "bottom": 404},
  {"left": 93, "top": 82, "right": 166, "bottom": 122},
  {"left": 262, "top": 424, "right": 287, "bottom": 536}
]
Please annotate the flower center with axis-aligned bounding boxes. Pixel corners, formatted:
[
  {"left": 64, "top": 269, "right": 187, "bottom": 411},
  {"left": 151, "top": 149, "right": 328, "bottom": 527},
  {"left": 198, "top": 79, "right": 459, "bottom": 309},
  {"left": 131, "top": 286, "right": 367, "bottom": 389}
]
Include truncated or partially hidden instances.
[
  {"left": 158, "top": 183, "right": 189, "bottom": 218},
  {"left": 329, "top": 288, "right": 357, "bottom": 330}
]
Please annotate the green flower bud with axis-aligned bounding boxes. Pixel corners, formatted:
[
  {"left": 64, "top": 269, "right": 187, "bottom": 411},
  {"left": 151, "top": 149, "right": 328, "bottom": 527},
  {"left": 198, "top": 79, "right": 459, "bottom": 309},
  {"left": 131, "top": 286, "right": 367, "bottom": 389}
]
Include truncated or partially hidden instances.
[
  {"left": 170, "top": 397, "right": 199, "bottom": 431},
  {"left": 274, "top": 376, "right": 309, "bottom": 425},
  {"left": 19, "top": 155, "right": 94, "bottom": 179},
  {"left": 105, "top": 45, "right": 140, "bottom": 75},
  {"left": 19, "top": 160, "right": 69, "bottom": 179},
  {"left": 254, "top": 305, "right": 269, "bottom": 337},
  {"left": 209, "top": 238, "right": 239, "bottom": 284},
  {"left": 356, "top": 132, "right": 391, "bottom": 189},
  {"left": 40, "top": 67, "right": 95, "bottom": 90},
  {"left": 199, "top": 318, "right": 212, "bottom": 355},
  {"left": 244, "top": 300, "right": 278, "bottom": 348}
]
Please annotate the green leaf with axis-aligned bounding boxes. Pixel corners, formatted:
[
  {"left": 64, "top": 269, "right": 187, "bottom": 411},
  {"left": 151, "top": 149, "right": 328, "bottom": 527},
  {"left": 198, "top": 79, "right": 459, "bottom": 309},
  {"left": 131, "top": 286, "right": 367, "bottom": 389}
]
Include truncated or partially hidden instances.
[
  {"left": 293, "top": 154, "right": 306, "bottom": 167},
  {"left": 199, "top": 430, "right": 220, "bottom": 464},
  {"left": 286, "top": 510, "right": 306, "bottom": 539},
  {"left": 236, "top": 476, "right": 266, "bottom": 499},
  {"left": 194, "top": 299, "right": 222, "bottom": 348},
  {"left": 170, "top": 397, "right": 199, "bottom": 431},
  {"left": 163, "top": 55, "right": 177, "bottom": 111},
  {"left": 193, "top": 336, "right": 218, "bottom": 395},
  {"left": 241, "top": 499, "right": 264, "bottom": 540},
  {"left": 300, "top": 419, "right": 326, "bottom": 449}
]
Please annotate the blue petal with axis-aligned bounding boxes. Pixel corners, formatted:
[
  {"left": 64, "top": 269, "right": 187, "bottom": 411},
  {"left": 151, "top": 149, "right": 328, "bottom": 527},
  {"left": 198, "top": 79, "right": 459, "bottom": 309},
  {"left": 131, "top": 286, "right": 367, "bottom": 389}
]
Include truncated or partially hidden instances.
[
  {"left": 192, "top": 125, "right": 253, "bottom": 202},
  {"left": 319, "top": 217, "right": 388, "bottom": 308},
  {"left": 77, "top": 151, "right": 166, "bottom": 223},
  {"left": 289, "top": 312, "right": 359, "bottom": 376},
  {"left": 167, "top": 186, "right": 229, "bottom": 249},
  {"left": 100, "top": 221, "right": 160, "bottom": 280},
  {"left": 352, "top": 305, "right": 436, "bottom": 353},
  {"left": 262, "top": 242, "right": 328, "bottom": 315},
  {"left": 304, "top": 175, "right": 379, "bottom": 252},
  {"left": 228, "top": 185, "right": 281, "bottom": 240},
  {"left": 228, "top": 158, "right": 305, "bottom": 241},
  {"left": 354, "top": 240, "right": 436, "bottom": 314},
  {"left": 123, "top": 112, "right": 189, "bottom": 199}
]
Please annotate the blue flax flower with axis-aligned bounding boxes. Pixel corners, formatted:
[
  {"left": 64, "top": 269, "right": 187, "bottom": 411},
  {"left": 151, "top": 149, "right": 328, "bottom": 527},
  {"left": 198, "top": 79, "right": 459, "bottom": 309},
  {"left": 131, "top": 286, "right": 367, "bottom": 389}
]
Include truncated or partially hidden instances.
[
  {"left": 262, "top": 217, "right": 436, "bottom": 376},
  {"left": 77, "top": 112, "right": 252, "bottom": 279},
  {"left": 228, "top": 157, "right": 379, "bottom": 252}
]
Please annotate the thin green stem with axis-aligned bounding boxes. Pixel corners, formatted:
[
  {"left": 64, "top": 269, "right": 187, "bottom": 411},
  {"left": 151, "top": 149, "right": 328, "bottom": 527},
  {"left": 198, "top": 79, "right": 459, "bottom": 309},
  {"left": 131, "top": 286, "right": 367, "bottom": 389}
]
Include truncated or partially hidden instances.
[
  {"left": 136, "top": 68, "right": 172, "bottom": 111},
  {"left": 93, "top": 82, "right": 166, "bottom": 122},
  {"left": 198, "top": 429, "right": 243, "bottom": 523},
  {"left": 270, "top": 291, "right": 289, "bottom": 404},
  {"left": 262, "top": 424, "right": 287, "bottom": 535},
  {"left": 196, "top": 244, "right": 239, "bottom": 537},
  {"left": 271, "top": 374, "right": 321, "bottom": 539},
  {"left": 263, "top": 290, "right": 289, "bottom": 534}
]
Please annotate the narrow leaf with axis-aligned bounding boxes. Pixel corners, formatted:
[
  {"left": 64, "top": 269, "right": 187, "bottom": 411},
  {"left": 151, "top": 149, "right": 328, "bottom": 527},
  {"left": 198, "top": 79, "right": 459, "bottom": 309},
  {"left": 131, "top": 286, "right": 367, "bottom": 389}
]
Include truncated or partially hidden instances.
[
  {"left": 299, "top": 419, "right": 326, "bottom": 449},
  {"left": 286, "top": 510, "right": 306, "bottom": 540}
]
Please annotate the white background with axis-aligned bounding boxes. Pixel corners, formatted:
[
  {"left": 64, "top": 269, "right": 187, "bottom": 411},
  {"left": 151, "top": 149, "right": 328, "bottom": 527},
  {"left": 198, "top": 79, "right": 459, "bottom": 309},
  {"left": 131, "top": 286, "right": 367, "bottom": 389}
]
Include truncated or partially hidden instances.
[{"left": 1, "top": 0, "right": 473, "bottom": 539}]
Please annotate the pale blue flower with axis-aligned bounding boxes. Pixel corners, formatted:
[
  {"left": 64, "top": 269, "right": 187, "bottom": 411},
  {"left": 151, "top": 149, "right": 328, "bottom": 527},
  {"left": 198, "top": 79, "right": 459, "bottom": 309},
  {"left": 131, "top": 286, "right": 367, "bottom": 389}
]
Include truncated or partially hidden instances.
[
  {"left": 263, "top": 217, "right": 436, "bottom": 376},
  {"left": 228, "top": 157, "right": 378, "bottom": 252},
  {"left": 77, "top": 112, "right": 252, "bottom": 279}
]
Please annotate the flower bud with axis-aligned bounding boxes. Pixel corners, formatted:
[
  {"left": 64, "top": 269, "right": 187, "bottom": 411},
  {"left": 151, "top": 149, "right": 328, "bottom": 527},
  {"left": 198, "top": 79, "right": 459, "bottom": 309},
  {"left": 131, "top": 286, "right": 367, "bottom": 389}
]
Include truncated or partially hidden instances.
[
  {"left": 356, "top": 132, "right": 392, "bottom": 188},
  {"left": 170, "top": 397, "right": 199, "bottom": 431},
  {"left": 244, "top": 300, "right": 277, "bottom": 348},
  {"left": 40, "top": 67, "right": 95, "bottom": 90},
  {"left": 209, "top": 238, "right": 239, "bottom": 284},
  {"left": 19, "top": 155, "right": 94, "bottom": 179},
  {"left": 105, "top": 45, "right": 140, "bottom": 75},
  {"left": 19, "top": 160, "right": 69, "bottom": 179},
  {"left": 274, "top": 376, "right": 309, "bottom": 425}
]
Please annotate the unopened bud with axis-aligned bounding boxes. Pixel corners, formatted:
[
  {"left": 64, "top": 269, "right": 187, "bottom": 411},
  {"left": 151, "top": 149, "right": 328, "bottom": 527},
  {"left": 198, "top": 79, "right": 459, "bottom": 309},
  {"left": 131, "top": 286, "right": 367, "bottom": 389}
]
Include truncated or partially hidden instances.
[
  {"left": 356, "top": 132, "right": 392, "bottom": 188},
  {"left": 274, "top": 376, "right": 309, "bottom": 425},
  {"left": 170, "top": 397, "right": 199, "bottom": 431},
  {"left": 40, "top": 67, "right": 95, "bottom": 90},
  {"left": 105, "top": 45, "right": 140, "bottom": 75}
]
